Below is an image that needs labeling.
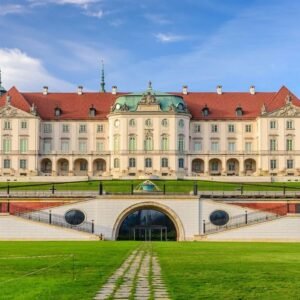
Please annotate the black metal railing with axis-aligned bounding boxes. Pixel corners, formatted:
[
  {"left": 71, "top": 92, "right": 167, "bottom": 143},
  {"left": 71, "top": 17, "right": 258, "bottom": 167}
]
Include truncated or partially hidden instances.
[
  {"left": 11, "top": 204, "right": 95, "bottom": 234},
  {"left": 203, "top": 205, "right": 287, "bottom": 235}
]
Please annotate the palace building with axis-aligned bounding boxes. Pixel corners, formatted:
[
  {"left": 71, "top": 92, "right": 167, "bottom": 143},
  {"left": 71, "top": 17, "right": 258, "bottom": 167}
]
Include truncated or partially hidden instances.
[{"left": 0, "top": 71, "right": 299, "bottom": 178}]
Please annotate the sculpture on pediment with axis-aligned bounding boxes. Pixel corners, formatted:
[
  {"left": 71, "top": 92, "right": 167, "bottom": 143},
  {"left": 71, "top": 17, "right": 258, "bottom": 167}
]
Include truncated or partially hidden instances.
[
  {"left": 140, "top": 91, "right": 158, "bottom": 105},
  {"left": 169, "top": 104, "right": 176, "bottom": 112},
  {"left": 0, "top": 106, "right": 18, "bottom": 117},
  {"left": 285, "top": 94, "right": 292, "bottom": 105},
  {"left": 30, "top": 103, "right": 37, "bottom": 115}
]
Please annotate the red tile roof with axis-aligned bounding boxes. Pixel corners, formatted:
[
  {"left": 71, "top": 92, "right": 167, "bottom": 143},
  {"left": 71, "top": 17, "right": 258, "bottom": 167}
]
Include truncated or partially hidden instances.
[{"left": 0, "top": 86, "right": 298, "bottom": 120}]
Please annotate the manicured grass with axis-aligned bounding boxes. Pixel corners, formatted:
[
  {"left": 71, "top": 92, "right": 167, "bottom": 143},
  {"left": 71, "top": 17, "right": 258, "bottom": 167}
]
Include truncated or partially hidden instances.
[
  {"left": 0, "top": 241, "right": 139, "bottom": 300},
  {"left": 152, "top": 242, "right": 300, "bottom": 300},
  {"left": 1, "top": 179, "right": 300, "bottom": 193}
]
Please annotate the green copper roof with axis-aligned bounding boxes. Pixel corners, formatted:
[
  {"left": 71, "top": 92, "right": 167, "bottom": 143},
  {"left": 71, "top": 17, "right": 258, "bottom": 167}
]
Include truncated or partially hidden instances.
[{"left": 113, "top": 83, "right": 187, "bottom": 113}]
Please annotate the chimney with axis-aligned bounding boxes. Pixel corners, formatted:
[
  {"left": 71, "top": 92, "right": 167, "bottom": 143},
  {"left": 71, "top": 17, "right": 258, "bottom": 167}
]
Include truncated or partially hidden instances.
[
  {"left": 112, "top": 86, "right": 117, "bottom": 95},
  {"left": 77, "top": 85, "right": 83, "bottom": 95},
  {"left": 216, "top": 85, "right": 222, "bottom": 95},
  {"left": 250, "top": 85, "right": 255, "bottom": 95},
  {"left": 182, "top": 85, "right": 188, "bottom": 95},
  {"left": 43, "top": 86, "right": 48, "bottom": 95}
]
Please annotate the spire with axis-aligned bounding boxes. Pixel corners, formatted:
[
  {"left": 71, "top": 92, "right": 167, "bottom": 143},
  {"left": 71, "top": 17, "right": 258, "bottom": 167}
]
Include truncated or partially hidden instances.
[{"left": 100, "top": 60, "right": 106, "bottom": 93}]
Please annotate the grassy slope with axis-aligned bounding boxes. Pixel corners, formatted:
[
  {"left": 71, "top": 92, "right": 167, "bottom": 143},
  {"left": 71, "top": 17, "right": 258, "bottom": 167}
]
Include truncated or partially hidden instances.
[
  {"left": 1, "top": 180, "right": 300, "bottom": 193},
  {"left": 0, "top": 241, "right": 139, "bottom": 300},
  {"left": 153, "top": 242, "right": 300, "bottom": 300}
]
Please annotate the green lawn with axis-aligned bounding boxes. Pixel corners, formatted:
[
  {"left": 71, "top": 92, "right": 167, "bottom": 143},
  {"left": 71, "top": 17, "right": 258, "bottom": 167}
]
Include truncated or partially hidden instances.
[
  {"left": 152, "top": 242, "right": 300, "bottom": 300},
  {"left": 1, "top": 179, "right": 300, "bottom": 193},
  {"left": 0, "top": 241, "right": 139, "bottom": 300},
  {"left": 1, "top": 242, "right": 300, "bottom": 299}
]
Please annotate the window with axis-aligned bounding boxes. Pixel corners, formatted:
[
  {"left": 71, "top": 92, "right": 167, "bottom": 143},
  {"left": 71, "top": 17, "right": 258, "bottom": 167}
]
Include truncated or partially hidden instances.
[
  {"left": 178, "top": 135, "right": 185, "bottom": 152},
  {"left": 245, "top": 142, "right": 252, "bottom": 153},
  {"left": 129, "top": 135, "right": 137, "bottom": 151},
  {"left": 286, "top": 139, "right": 293, "bottom": 151},
  {"left": 287, "top": 159, "right": 294, "bottom": 169},
  {"left": 245, "top": 124, "right": 252, "bottom": 132},
  {"left": 145, "top": 158, "right": 152, "bottom": 168},
  {"left": 178, "top": 119, "right": 184, "bottom": 128},
  {"left": 228, "top": 142, "right": 236, "bottom": 152},
  {"left": 286, "top": 120, "right": 294, "bottom": 129},
  {"left": 144, "top": 136, "right": 153, "bottom": 151},
  {"left": 43, "top": 138, "right": 52, "bottom": 153},
  {"left": 228, "top": 161, "right": 236, "bottom": 171},
  {"left": 228, "top": 124, "right": 235, "bottom": 133},
  {"left": 113, "top": 135, "right": 120, "bottom": 151},
  {"left": 129, "top": 158, "right": 136, "bottom": 168},
  {"left": 78, "top": 140, "right": 87, "bottom": 153},
  {"left": 270, "top": 159, "right": 277, "bottom": 170},
  {"left": 161, "top": 135, "right": 169, "bottom": 151},
  {"left": 211, "top": 161, "right": 219, "bottom": 171},
  {"left": 44, "top": 123, "right": 52, "bottom": 133},
  {"left": 161, "top": 158, "right": 168, "bottom": 168},
  {"left": 114, "top": 158, "right": 120, "bottom": 168},
  {"left": 161, "top": 119, "right": 168, "bottom": 127},
  {"left": 129, "top": 119, "right": 136, "bottom": 127},
  {"left": 270, "top": 120, "right": 277, "bottom": 129},
  {"left": 194, "top": 123, "right": 201, "bottom": 133},
  {"left": 20, "top": 159, "right": 27, "bottom": 169},
  {"left": 3, "top": 139, "right": 11, "bottom": 153},
  {"left": 145, "top": 119, "right": 152, "bottom": 127},
  {"left": 96, "top": 140, "right": 104, "bottom": 152},
  {"left": 79, "top": 124, "right": 87, "bottom": 133},
  {"left": 211, "top": 124, "right": 218, "bottom": 133},
  {"left": 178, "top": 158, "right": 184, "bottom": 169},
  {"left": 3, "top": 159, "right": 10, "bottom": 169},
  {"left": 21, "top": 121, "right": 27, "bottom": 129},
  {"left": 62, "top": 124, "right": 69, "bottom": 133},
  {"left": 114, "top": 119, "right": 120, "bottom": 128},
  {"left": 4, "top": 120, "right": 11, "bottom": 130},
  {"left": 20, "top": 138, "right": 28, "bottom": 153},
  {"left": 61, "top": 139, "right": 69, "bottom": 153},
  {"left": 80, "top": 161, "right": 87, "bottom": 171},
  {"left": 97, "top": 124, "right": 104, "bottom": 132},
  {"left": 211, "top": 141, "right": 219, "bottom": 152},
  {"left": 194, "top": 141, "right": 202, "bottom": 152},
  {"left": 269, "top": 139, "right": 277, "bottom": 151}
]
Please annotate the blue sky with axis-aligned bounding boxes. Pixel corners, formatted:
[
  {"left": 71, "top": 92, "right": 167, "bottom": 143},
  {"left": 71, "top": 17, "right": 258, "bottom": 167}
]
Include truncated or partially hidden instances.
[{"left": 0, "top": 0, "right": 300, "bottom": 94}]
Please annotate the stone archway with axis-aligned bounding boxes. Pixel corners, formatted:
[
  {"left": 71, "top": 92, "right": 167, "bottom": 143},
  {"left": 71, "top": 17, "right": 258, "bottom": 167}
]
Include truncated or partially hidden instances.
[
  {"left": 192, "top": 159, "right": 204, "bottom": 174},
  {"left": 112, "top": 202, "right": 185, "bottom": 241},
  {"left": 57, "top": 158, "right": 69, "bottom": 176},
  {"left": 226, "top": 158, "right": 239, "bottom": 175},
  {"left": 209, "top": 158, "right": 222, "bottom": 175},
  {"left": 73, "top": 158, "right": 88, "bottom": 176},
  {"left": 93, "top": 158, "right": 106, "bottom": 176},
  {"left": 244, "top": 159, "right": 256, "bottom": 175},
  {"left": 40, "top": 158, "right": 52, "bottom": 174}
]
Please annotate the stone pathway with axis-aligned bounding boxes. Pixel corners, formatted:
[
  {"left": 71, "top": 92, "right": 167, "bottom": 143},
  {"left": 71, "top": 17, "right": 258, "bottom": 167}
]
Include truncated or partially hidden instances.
[{"left": 94, "top": 246, "right": 170, "bottom": 300}]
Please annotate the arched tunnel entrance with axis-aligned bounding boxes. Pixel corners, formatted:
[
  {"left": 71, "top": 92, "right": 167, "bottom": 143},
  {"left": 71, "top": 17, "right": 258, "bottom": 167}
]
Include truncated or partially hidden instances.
[{"left": 117, "top": 208, "right": 177, "bottom": 241}]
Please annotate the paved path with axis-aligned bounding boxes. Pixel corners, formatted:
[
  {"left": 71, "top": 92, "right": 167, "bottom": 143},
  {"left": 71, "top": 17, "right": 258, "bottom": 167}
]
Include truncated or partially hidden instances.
[{"left": 94, "top": 245, "right": 170, "bottom": 300}]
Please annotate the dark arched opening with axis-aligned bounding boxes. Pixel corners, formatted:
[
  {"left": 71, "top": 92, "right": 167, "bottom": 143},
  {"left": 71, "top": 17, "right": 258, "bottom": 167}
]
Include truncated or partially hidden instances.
[{"left": 117, "top": 209, "right": 177, "bottom": 241}]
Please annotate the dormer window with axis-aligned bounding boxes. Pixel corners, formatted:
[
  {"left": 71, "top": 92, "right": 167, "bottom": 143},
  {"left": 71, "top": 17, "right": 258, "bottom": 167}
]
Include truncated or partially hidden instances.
[
  {"left": 236, "top": 105, "right": 243, "bottom": 116},
  {"left": 202, "top": 105, "right": 209, "bottom": 116},
  {"left": 54, "top": 106, "right": 62, "bottom": 117},
  {"left": 89, "top": 105, "right": 96, "bottom": 117}
]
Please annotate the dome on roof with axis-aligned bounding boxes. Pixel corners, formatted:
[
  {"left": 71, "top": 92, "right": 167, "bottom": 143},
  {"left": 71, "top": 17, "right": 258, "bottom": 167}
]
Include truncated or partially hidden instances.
[{"left": 112, "top": 82, "right": 187, "bottom": 113}]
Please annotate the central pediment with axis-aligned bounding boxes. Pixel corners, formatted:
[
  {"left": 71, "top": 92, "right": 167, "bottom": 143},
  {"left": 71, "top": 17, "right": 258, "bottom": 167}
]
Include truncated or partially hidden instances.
[
  {"left": 265, "top": 103, "right": 300, "bottom": 117},
  {"left": 0, "top": 105, "right": 37, "bottom": 118}
]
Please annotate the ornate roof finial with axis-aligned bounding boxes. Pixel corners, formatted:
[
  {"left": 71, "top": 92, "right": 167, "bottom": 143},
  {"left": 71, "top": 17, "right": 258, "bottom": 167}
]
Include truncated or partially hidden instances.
[
  {"left": 148, "top": 80, "right": 152, "bottom": 90},
  {"left": 100, "top": 60, "right": 106, "bottom": 93}
]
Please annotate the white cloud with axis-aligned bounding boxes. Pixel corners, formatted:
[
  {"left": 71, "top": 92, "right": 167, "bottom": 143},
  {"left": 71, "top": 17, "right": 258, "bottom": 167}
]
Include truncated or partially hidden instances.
[
  {"left": 0, "top": 48, "right": 74, "bottom": 91},
  {"left": 144, "top": 14, "right": 171, "bottom": 25},
  {"left": 84, "top": 9, "right": 104, "bottom": 18},
  {"left": 0, "top": 4, "right": 26, "bottom": 16},
  {"left": 28, "top": 0, "right": 101, "bottom": 7},
  {"left": 154, "top": 33, "right": 186, "bottom": 43}
]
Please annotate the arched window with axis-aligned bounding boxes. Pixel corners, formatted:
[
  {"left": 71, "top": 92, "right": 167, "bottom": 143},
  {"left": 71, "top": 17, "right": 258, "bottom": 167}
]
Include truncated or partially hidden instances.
[
  {"left": 129, "top": 158, "right": 136, "bottom": 168},
  {"left": 161, "top": 158, "right": 168, "bottom": 168},
  {"left": 161, "top": 135, "right": 169, "bottom": 151},
  {"left": 178, "top": 119, "right": 184, "bottom": 128},
  {"left": 161, "top": 119, "right": 168, "bottom": 127},
  {"left": 114, "top": 158, "right": 120, "bottom": 168},
  {"left": 145, "top": 119, "right": 152, "bottom": 127},
  {"left": 113, "top": 135, "right": 120, "bottom": 151},
  {"left": 178, "top": 134, "right": 185, "bottom": 152},
  {"left": 145, "top": 158, "right": 152, "bottom": 168},
  {"left": 129, "top": 119, "right": 136, "bottom": 127},
  {"left": 144, "top": 136, "right": 153, "bottom": 151},
  {"left": 129, "top": 135, "right": 136, "bottom": 151}
]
